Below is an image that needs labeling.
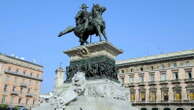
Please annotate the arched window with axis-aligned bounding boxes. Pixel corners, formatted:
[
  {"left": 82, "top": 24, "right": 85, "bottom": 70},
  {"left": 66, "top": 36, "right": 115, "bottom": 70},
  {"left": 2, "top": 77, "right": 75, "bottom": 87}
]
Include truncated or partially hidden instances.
[
  {"left": 164, "top": 108, "right": 171, "bottom": 110},
  {"left": 176, "top": 108, "right": 184, "bottom": 110},
  {"left": 141, "top": 108, "right": 147, "bottom": 110}
]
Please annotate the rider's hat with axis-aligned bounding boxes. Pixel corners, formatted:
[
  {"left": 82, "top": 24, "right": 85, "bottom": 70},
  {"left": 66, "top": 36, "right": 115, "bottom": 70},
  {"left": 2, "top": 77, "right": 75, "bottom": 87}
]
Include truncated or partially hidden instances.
[{"left": 81, "top": 3, "right": 88, "bottom": 9}]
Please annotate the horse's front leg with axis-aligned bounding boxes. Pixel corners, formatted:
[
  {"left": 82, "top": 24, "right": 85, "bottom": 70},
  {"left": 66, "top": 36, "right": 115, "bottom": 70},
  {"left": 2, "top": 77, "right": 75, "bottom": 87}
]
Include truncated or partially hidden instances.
[
  {"left": 102, "top": 30, "right": 108, "bottom": 41},
  {"left": 96, "top": 26, "right": 103, "bottom": 41}
]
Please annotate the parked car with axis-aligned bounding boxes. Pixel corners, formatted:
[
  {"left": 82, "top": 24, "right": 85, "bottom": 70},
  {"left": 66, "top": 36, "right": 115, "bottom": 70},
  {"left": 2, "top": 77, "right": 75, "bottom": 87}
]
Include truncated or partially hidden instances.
[{"left": 18, "top": 106, "right": 28, "bottom": 110}]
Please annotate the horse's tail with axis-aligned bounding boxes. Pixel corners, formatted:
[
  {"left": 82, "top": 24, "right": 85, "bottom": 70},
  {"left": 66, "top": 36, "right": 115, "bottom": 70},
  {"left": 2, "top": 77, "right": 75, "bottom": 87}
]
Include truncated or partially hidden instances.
[{"left": 58, "top": 26, "right": 75, "bottom": 37}]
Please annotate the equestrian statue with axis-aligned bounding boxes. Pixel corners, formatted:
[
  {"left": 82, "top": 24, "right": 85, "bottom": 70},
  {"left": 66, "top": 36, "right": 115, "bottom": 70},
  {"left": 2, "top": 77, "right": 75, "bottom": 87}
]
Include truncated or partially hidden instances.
[{"left": 58, "top": 4, "right": 108, "bottom": 45}]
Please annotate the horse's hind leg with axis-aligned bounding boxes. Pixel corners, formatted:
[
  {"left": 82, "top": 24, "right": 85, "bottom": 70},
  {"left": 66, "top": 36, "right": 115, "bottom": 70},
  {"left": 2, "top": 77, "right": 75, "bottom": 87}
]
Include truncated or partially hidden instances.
[
  {"left": 96, "top": 26, "right": 103, "bottom": 41},
  {"left": 102, "top": 30, "right": 108, "bottom": 41}
]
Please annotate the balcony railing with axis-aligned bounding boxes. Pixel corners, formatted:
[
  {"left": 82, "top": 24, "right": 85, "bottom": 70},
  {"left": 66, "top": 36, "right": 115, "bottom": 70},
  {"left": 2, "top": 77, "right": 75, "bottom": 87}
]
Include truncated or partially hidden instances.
[
  {"left": 4, "top": 70, "right": 42, "bottom": 81},
  {"left": 159, "top": 80, "right": 168, "bottom": 85},
  {"left": 148, "top": 81, "right": 156, "bottom": 85},
  {"left": 26, "top": 93, "right": 34, "bottom": 97},
  {"left": 132, "top": 101, "right": 194, "bottom": 106},
  {"left": 20, "top": 83, "right": 27, "bottom": 88},
  {"left": 11, "top": 91, "right": 19, "bottom": 95},
  {"left": 127, "top": 83, "right": 135, "bottom": 87},
  {"left": 184, "top": 78, "right": 194, "bottom": 83},
  {"left": 137, "top": 82, "right": 145, "bottom": 86},
  {"left": 171, "top": 79, "right": 181, "bottom": 84}
]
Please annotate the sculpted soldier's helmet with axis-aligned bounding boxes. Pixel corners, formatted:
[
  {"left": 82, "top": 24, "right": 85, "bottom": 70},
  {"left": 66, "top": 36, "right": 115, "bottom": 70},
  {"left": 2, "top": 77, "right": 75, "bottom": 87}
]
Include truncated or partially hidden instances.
[{"left": 81, "top": 3, "right": 88, "bottom": 9}]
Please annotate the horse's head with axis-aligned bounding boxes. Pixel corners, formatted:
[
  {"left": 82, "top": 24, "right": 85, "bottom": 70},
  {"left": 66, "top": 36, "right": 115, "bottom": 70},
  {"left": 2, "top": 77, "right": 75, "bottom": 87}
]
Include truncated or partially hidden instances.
[{"left": 92, "top": 4, "right": 106, "bottom": 15}]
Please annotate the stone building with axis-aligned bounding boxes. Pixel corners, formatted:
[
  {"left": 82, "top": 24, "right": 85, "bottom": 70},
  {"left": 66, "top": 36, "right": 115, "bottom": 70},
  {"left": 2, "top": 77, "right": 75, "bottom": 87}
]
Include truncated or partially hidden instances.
[
  {"left": 0, "top": 53, "right": 43, "bottom": 109},
  {"left": 116, "top": 49, "right": 194, "bottom": 110}
]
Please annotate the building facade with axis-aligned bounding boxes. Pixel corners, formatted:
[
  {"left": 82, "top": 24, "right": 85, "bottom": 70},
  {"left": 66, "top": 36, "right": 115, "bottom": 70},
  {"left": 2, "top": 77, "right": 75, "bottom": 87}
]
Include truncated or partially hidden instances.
[
  {"left": 0, "top": 53, "right": 43, "bottom": 109},
  {"left": 117, "top": 50, "right": 194, "bottom": 110}
]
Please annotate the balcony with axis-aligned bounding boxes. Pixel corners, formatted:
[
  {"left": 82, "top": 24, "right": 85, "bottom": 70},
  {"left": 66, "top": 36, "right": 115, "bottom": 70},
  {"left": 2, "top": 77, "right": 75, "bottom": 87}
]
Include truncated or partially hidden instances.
[
  {"left": 4, "top": 70, "right": 42, "bottom": 81},
  {"left": 137, "top": 82, "right": 145, "bottom": 86},
  {"left": 185, "top": 78, "right": 194, "bottom": 83},
  {"left": 11, "top": 91, "right": 18, "bottom": 95},
  {"left": 171, "top": 79, "right": 181, "bottom": 84},
  {"left": 159, "top": 80, "right": 168, "bottom": 85},
  {"left": 127, "top": 83, "right": 135, "bottom": 87},
  {"left": 132, "top": 101, "right": 194, "bottom": 106},
  {"left": 20, "top": 83, "right": 27, "bottom": 88},
  {"left": 26, "top": 93, "right": 34, "bottom": 97},
  {"left": 148, "top": 81, "right": 156, "bottom": 86}
]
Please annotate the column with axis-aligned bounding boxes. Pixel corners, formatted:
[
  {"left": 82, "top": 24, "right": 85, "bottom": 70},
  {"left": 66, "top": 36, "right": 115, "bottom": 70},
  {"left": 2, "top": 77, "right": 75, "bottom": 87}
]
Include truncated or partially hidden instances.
[
  {"left": 168, "top": 86, "right": 173, "bottom": 102},
  {"left": 181, "top": 84, "right": 188, "bottom": 101},
  {"left": 145, "top": 87, "right": 149, "bottom": 102},
  {"left": 156, "top": 86, "right": 161, "bottom": 102},
  {"left": 135, "top": 87, "right": 139, "bottom": 102}
]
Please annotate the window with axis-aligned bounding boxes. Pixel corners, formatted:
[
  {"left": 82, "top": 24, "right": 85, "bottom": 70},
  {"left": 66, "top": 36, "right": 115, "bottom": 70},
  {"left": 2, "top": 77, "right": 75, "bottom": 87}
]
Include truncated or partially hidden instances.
[
  {"left": 186, "top": 61, "right": 190, "bottom": 66},
  {"left": 4, "top": 84, "right": 8, "bottom": 92},
  {"left": 12, "top": 86, "right": 16, "bottom": 92},
  {"left": 14, "top": 77, "right": 17, "bottom": 83},
  {"left": 173, "top": 72, "right": 179, "bottom": 80},
  {"left": 16, "top": 69, "right": 19, "bottom": 73},
  {"left": 162, "top": 90, "right": 168, "bottom": 101},
  {"left": 26, "top": 99, "right": 29, "bottom": 104},
  {"left": 20, "top": 87, "right": 23, "bottom": 94},
  {"left": 187, "top": 71, "right": 192, "bottom": 79},
  {"left": 160, "top": 73, "right": 167, "bottom": 81},
  {"left": 10, "top": 96, "right": 14, "bottom": 104},
  {"left": 121, "top": 70, "right": 125, "bottom": 73},
  {"left": 120, "top": 77, "right": 124, "bottom": 85},
  {"left": 140, "top": 67, "right": 143, "bottom": 71},
  {"left": 37, "top": 74, "right": 39, "bottom": 78},
  {"left": 173, "top": 63, "right": 177, "bottom": 67},
  {"left": 174, "top": 90, "right": 181, "bottom": 101},
  {"left": 149, "top": 73, "right": 155, "bottom": 81},
  {"left": 33, "top": 99, "right": 35, "bottom": 105},
  {"left": 149, "top": 91, "right": 156, "bottom": 102},
  {"left": 161, "top": 64, "right": 165, "bottom": 69},
  {"left": 151, "top": 66, "right": 154, "bottom": 71},
  {"left": 130, "top": 92, "right": 135, "bottom": 102},
  {"left": 29, "top": 80, "right": 31, "bottom": 84},
  {"left": 8, "top": 67, "right": 11, "bottom": 71},
  {"left": 28, "top": 88, "right": 30, "bottom": 93},
  {"left": 140, "top": 91, "right": 145, "bottom": 101},
  {"left": 23, "top": 70, "right": 26, "bottom": 75},
  {"left": 129, "top": 76, "right": 134, "bottom": 83},
  {"left": 18, "top": 98, "right": 22, "bottom": 104},
  {"left": 188, "top": 89, "right": 194, "bottom": 100},
  {"left": 139, "top": 75, "right": 144, "bottom": 82},
  {"left": 6, "top": 75, "right": 10, "bottom": 80},
  {"left": 1, "top": 95, "right": 6, "bottom": 104},
  {"left": 30, "top": 73, "right": 33, "bottom": 76},
  {"left": 130, "top": 68, "right": 133, "bottom": 72}
]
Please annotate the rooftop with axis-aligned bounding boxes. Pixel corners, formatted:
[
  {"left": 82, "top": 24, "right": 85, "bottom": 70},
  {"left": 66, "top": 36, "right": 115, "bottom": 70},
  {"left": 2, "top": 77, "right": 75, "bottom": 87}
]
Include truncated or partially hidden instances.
[
  {"left": 0, "top": 53, "right": 43, "bottom": 70},
  {"left": 116, "top": 49, "right": 194, "bottom": 66}
]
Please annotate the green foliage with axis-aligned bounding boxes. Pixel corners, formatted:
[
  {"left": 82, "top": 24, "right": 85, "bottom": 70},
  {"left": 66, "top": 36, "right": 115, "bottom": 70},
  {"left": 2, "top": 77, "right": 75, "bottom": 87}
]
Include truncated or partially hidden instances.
[
  {"left": 13, "top": 106, "right": 19, "bottom": 110},
  {"left": 0, "top": 104, "right": 8, "bottom": 110}
]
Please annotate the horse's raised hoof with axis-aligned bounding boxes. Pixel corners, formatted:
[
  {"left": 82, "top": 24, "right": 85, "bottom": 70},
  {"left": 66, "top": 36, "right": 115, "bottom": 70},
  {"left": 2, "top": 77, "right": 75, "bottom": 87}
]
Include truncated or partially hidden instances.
[{"left": 58, "top": 32, "right": 63, "bottom": 37}]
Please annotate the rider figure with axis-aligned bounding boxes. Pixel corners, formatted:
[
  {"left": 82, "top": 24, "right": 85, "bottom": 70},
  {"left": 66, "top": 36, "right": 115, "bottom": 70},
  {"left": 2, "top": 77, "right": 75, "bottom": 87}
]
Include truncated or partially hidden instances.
[{"left": 75, "top": 3, "right": 90, "bottom": 31}]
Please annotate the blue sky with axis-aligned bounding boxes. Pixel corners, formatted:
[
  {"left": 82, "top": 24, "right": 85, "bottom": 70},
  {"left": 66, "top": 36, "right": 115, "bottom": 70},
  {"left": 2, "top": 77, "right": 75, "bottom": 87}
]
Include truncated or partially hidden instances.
[{"left": 0, "top": 0, "right": 194, "bottom": 93}]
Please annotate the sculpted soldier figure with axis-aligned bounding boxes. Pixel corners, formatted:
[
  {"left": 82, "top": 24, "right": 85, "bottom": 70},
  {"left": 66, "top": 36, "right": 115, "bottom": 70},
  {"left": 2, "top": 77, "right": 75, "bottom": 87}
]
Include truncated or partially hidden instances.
[
  {"left": 75, "top": 4, "right": 90, "bottom": 30},
  {"left": 58, "top": 3, "right": 107, "bottom": 45}
]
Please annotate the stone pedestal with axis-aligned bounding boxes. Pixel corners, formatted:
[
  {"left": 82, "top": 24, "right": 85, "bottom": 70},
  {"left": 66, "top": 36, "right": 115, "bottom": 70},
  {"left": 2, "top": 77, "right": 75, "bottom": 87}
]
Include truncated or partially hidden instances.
[{"left": 64, "top": 41, "right": 123, "bottom": 81}]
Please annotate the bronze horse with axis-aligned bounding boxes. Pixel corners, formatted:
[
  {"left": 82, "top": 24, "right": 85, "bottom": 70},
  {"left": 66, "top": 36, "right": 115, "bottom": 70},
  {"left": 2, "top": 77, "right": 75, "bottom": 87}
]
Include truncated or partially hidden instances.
[{"left": 58, "top": 4, "right": 107, "bottom": 45}]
